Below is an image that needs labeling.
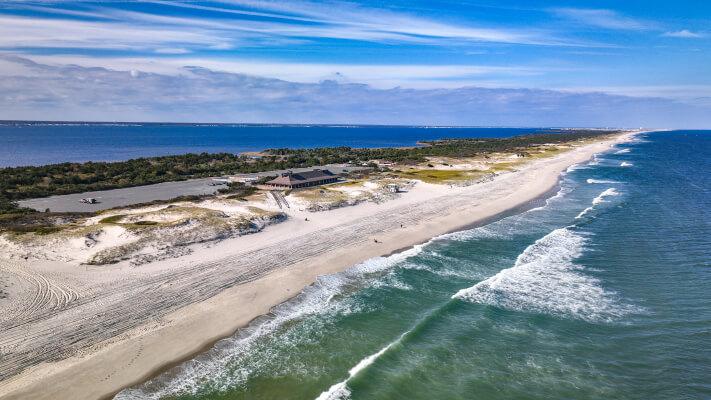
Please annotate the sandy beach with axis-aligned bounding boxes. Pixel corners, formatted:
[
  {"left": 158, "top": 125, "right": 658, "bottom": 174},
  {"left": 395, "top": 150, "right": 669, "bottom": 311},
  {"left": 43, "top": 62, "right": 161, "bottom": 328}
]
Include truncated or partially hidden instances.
[{"left": 0, "top": 131, "right": 636, "bottom": 400}]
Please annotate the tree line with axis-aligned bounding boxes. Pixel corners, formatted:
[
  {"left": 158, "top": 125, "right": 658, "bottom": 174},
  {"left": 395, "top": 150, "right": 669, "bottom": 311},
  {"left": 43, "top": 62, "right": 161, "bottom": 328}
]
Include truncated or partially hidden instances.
[{"left": 0, "top": 129, "right": 617, "bottom": 213}]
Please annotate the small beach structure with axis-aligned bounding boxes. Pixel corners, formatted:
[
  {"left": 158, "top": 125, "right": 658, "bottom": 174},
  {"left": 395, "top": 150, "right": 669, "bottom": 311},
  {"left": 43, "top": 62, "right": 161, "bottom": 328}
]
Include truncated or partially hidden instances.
[
  {"left": 264, "top": 169, "right": 338, "bottom": 189},
  {"left": 232, "top": 175, "right": 259, "bottom": 185}
]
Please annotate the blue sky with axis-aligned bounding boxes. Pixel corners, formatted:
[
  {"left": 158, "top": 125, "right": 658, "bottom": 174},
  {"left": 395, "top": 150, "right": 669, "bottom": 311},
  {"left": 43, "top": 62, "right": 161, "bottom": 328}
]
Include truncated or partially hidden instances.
[{"left": 0, "top": 0, "right": 709, "bottom": 126}]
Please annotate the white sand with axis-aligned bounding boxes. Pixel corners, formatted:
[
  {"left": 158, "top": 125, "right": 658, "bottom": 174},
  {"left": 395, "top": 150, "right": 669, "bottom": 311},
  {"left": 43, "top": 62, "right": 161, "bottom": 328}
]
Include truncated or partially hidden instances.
[{"left": 0, "top": 132, "right": 637, "bottom": 400}]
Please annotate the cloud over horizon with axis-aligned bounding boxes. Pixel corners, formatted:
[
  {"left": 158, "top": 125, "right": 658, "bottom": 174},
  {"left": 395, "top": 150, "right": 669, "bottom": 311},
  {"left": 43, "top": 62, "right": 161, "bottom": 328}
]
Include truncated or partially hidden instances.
[{"left": 1, "top": 56, "right": 708, "bottom": 128}]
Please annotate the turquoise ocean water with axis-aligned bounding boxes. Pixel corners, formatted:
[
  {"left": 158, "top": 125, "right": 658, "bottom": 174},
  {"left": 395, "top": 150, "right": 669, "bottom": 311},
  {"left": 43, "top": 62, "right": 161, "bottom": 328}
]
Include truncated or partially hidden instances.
[{"left": 117, "top": 130, "right": 710, "bottom": 400}]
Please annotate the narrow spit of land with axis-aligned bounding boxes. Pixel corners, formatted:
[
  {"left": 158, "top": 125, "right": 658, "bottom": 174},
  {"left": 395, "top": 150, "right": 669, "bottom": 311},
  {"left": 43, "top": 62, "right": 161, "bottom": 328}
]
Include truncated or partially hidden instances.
[{"left": 0, "top": 131, "right": 635, "bottom": 400}]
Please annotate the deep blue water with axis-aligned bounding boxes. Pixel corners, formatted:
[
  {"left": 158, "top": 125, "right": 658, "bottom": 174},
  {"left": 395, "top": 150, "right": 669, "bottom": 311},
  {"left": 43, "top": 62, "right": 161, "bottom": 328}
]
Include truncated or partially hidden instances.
[
  {"left": 0, "top": 122, "right": 548, "bottom": 167},
  {"left": 118, "top": 130, "right": 711, "bottom": 400}
]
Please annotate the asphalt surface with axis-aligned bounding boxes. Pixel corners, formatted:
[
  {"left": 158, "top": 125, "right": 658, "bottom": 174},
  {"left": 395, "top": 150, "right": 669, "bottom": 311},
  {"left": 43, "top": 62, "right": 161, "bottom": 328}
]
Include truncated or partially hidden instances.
[{"left": 18, "top": 164, "right": 368, "bottom": 212}]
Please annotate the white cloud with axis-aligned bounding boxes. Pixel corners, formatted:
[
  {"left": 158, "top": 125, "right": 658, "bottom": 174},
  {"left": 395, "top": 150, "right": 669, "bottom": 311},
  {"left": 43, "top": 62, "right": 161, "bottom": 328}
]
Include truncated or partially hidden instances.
[
  {"left": 1, "top": 55, "right": 709, "bottom": 128},
  {"left": 561, "top": 84, "right": 711, "bottom": 104},
  {"left": 0, "top": 15, "right": 232, "bottom": 50},
  {"left": 662, "top": 30, "right": 704, "bottom": 38},
  {"left": 0, "top": 1, "right": 584, "bottom": 55},
  {"left": 155, "top": 48, "right": 191, "bottom": 54},
  {"left": 19, "top": 54, "right": 546, "bottom": 88},
  {"left": 551, "top": 8, "right": 650, "bottom": 30}
]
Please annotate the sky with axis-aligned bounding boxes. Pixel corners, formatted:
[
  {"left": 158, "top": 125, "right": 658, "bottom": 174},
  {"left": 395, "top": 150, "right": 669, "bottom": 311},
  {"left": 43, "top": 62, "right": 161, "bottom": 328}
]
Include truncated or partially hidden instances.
[{"left": 0, "top": 0, "right": 710, "bottom": 127}]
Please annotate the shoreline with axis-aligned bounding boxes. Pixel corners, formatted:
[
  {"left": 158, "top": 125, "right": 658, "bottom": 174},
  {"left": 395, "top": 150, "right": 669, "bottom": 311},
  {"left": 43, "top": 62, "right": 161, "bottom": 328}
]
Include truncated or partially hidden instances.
[
  {"left": 108, "top": 185, "right": 563, "bottom": 400},
  {"left": 0, "top": 131, "right": 640, "bottom": 400}
]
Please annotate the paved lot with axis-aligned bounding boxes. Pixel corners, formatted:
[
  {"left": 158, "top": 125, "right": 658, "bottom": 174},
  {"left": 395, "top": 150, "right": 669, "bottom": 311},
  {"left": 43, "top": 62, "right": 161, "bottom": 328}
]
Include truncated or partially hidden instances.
[{"left": 18, "top": 164, "right": 368, "bottom": 212}]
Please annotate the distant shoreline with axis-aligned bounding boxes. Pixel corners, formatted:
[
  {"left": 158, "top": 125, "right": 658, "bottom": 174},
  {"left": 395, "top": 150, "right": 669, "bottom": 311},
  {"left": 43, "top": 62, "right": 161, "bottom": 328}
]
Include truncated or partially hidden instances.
[
  {"left": 0, "top": 126, "right": 622, "bottom": 169},
  {"left": 0, "top": 120, "right": 631, "bottom": 129}
]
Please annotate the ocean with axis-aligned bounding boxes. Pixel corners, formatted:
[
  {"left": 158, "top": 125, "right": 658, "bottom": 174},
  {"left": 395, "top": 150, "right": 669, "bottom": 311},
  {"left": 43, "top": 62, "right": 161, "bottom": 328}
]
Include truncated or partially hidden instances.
[
  {"left": 111, "top": 130, "right": 707, "bottom": 399},
  {"left": 0, "top": 123, "right": 548, "bottom": 167}
]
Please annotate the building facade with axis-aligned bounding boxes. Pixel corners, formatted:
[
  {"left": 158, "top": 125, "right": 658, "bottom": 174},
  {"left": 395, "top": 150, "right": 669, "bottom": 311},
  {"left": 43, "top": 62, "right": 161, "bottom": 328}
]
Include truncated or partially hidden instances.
[{"left": 264, "top": 169, "right": 338, "bottom": 189}]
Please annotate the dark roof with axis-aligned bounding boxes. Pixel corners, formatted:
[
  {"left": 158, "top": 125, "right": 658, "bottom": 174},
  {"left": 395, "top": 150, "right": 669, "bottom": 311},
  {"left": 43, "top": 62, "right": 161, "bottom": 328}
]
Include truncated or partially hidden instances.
[{"left": 266, "top": 169, "right": 336, "bottom": 186}]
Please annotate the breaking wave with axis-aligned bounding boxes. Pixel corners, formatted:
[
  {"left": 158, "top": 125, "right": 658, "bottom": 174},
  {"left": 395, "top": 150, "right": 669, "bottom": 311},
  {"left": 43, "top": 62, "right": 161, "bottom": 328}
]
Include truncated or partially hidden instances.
[
  {"left": 115, "top": 246, "right": 428, "bottom": 399},
  {"left": 615, "top": 148, "right": 631, "bottom": 154},
  {"left": 588, "top": 154, "right": 601, "bottom": 166},
  {"left": 592, "top": 188, "right": 619, "bottom": 205},
  {"left": 452, "top": 226, "right": 640, "bottom": 323},
  {"left": 620, "top": 161, "right": 633, "bottom": 167},
  {"left": 315, "top": 332, "right": 407, "bottom": 400},
  {"left": 576, "top": 188, "right": 620, "bottom": 219},
  {"left": 587, "top": 179, "right": 620, "bottom": 184}
]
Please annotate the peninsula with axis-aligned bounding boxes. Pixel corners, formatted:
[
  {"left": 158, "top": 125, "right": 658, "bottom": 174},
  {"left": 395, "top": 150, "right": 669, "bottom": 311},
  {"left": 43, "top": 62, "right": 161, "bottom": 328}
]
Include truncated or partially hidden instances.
[{"left": 0, "top": 129, "right": 635, "bottom": 399}]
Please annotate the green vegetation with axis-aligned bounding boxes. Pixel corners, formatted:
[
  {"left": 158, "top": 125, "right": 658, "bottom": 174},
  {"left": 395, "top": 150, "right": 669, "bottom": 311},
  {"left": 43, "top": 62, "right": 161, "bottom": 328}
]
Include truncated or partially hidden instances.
[
  {"left": 133, "top": 220, "right": 159, "bottom": 226},
  {"left": 99, "top": 214, "right": 125, "bottom": 224},
  {"left": 266, "top": 129, "right": 615, "bottom": 162},
  {"left": 397, "top": 169, "right": 486, "bottom": 183},
  {"left": 218, "top": 182, "right": 257, "bottom": 199},
  {"left": 0, "top": 130, "right": 617, "bottom": 208},
  {"left": 0, "top": 211, "right": 90, "bottom": 235}
]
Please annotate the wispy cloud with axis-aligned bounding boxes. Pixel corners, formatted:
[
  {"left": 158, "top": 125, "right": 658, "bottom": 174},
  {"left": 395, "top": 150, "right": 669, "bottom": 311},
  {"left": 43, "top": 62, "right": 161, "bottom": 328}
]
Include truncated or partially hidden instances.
[
  {"left": 0, "top": 15, "right": 232, "bottom": 50},
  {"left": 0, "top": 1, "right": 585, "bottom": 56},
  {"left": 662, "top": 30, "right": 705, "bottom": 38},
  {"left": 551, "top": 8, "right": 650, "bottom": 30}
]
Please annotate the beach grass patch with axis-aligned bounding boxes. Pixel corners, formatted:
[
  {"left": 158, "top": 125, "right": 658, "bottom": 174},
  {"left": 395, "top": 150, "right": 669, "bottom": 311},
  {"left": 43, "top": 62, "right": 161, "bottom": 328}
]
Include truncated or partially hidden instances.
[
  {"left": 396, "top": 169, "right": 485, "bottom": 183},
  {"left": 99, "top": 214, "right": 125, "bottom": 224}
]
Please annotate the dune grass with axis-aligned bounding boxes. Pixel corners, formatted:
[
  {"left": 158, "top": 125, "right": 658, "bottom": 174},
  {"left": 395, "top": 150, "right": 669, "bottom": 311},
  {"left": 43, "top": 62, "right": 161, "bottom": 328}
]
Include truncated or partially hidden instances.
[{"left": 396, "top": 169, "right": 487, "bottom": 184}]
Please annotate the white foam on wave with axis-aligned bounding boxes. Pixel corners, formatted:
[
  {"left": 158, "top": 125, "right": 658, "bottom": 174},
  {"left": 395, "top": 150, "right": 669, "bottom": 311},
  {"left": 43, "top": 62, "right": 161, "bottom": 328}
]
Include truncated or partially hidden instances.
[
  {"left": 565, "top": 163, "right": 586, "bottom": 173},
  {"left": 586, "top": 178, "right": 620, "bottom": 184},
  {"left": 439, "top": 224, "right": 506, "bottom": 242},
  {"left": 620, "top": 161, "right": 633, "bottom": 167},
  {"left": 372, "top": 276, "right": 413, "bottom": 291},
  {"left": 576, "top": 187, "right": 619, "bottom": 221},
  {"left": 315, "top": 331, "right": 408, "bottom": 400},
  {"left": 526, "top": 183, "right": 573, "bottom": 213},
  {"left": 592, "top": 188, "right": 619, "bottom": 205},
  {"left": 453, "top": 226, "right": 639, "bottom": 323},
  {"left": 574, "top": 206, "right": 595, "bottom": 220},
  {"left": 116, "top": 245, "right": 428, "bottom": 399},
  {"left": 588, "top": 154, "right": 601, "bottom": 166},
  {"left": 443, "top": 183, "right": 573, "bottom": 244},
  {"left": 615, "top": 148, "right": 631, "bottom": 154}
]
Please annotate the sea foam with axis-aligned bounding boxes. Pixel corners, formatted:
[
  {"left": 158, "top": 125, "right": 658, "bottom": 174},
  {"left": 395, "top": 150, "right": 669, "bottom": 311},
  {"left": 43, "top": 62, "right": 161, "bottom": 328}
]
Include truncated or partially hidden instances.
[
  {"left": 453, "top": 226, "right": 639, "bottom": 323},
  {"left": 586, "top": 178, "right": 620, "bottom": 184},
  {"left": 620, "top": 161, "right": 633, "bottom": 167},
  {"left": 116, "top": 245, "right": 428, "bottom": 399},
  {"left": 315, "top": 334, "right": 405, "bottom": 400},
  {"left": 576, "top": 187, "right": 620, "bottom": 219},
  {"left": 592, "top": 188, "right": 619, "bottom": 205}
]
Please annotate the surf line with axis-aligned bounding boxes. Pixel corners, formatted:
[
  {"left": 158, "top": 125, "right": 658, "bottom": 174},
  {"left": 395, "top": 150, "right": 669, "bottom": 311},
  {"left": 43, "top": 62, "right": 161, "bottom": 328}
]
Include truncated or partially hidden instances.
[
  {"left": 314, "top": 298, "right": 460, "bottom": 400},
  {"left": 576, "top": 187, "right": 620, "bottom": 219},
  {"left": 315, "top": 329, "right": 409, "bottom": 400}
]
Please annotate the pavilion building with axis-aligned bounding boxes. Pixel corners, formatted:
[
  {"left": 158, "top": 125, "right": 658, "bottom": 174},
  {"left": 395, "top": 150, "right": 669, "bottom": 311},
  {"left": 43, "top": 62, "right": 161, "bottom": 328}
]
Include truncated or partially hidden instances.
[{"left": 264, "top": 169, "right": 338, "bottom": 189}]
